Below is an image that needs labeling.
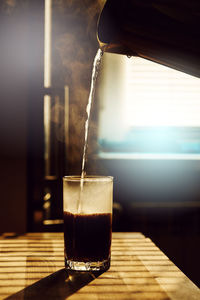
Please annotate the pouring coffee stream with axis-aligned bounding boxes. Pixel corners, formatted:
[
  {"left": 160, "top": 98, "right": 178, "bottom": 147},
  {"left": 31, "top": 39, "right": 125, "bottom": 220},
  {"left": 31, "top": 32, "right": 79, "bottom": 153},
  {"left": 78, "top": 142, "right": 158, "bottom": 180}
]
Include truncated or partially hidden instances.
[{"left": 78, "top": 49, "right": 103, "bottom": 213}]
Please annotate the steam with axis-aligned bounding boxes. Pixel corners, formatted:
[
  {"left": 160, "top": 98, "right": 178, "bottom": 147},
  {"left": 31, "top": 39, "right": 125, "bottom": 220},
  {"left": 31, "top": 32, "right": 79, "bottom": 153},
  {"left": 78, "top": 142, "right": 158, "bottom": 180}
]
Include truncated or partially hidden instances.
[{"left": 50, "top": 1, "right": 106, "bottom": 175}]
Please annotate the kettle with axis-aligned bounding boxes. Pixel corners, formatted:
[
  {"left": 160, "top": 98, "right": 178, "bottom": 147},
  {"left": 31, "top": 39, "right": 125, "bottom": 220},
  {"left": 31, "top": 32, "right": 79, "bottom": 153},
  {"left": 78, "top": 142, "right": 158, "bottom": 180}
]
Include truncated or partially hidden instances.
[{"left": 97, "top": 0, "right": 200, "bottom": 78}]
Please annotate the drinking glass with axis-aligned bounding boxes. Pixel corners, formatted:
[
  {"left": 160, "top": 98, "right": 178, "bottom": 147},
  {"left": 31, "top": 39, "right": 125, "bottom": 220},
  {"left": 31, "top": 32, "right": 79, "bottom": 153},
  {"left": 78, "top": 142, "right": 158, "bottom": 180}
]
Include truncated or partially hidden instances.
[{"left": 63, "top": 176, "right": 113, "bottom": 271}]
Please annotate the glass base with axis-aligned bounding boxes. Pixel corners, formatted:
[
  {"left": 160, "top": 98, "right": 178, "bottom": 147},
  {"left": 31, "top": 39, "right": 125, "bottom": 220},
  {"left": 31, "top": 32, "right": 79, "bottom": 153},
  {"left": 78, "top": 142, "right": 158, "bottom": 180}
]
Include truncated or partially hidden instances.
[{"left": 65, "top": 257, "right": 110, "bottom": 271}]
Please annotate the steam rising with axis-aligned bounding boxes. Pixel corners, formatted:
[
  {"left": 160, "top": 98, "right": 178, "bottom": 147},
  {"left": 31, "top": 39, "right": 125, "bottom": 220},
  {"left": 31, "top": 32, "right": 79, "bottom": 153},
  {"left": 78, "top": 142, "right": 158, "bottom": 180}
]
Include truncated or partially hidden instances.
[{"left": 52, "top": 0, "right": 105, "bottom": 174}]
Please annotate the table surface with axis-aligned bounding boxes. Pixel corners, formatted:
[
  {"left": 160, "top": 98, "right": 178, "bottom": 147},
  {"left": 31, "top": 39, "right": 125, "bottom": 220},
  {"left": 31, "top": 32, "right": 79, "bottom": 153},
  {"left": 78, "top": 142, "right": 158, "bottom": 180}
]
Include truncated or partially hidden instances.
[{"left": 0, "top": 232, "right": 199, "bottom": 300}]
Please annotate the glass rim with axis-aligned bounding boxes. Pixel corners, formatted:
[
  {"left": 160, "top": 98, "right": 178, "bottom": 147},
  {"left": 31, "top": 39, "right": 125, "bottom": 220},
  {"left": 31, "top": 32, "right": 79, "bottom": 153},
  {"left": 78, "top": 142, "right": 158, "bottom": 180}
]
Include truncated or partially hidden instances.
[{"left": 63, "top": 175, "right": 113, "bottom": 182}]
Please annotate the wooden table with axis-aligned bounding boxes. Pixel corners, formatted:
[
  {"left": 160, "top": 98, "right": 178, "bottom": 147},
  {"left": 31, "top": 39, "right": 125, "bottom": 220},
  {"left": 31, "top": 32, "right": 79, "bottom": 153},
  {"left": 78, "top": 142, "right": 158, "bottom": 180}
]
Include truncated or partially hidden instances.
[{"left": 0, "top": 232, "right": 199, "bottom": 300}]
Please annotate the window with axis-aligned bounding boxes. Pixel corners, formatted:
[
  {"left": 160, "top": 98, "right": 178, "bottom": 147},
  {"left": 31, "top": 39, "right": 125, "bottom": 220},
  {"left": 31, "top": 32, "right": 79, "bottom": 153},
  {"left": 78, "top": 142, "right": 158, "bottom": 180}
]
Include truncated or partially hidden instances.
[{"left": 97, "top": 53, "right": 200, "bottom": 158}]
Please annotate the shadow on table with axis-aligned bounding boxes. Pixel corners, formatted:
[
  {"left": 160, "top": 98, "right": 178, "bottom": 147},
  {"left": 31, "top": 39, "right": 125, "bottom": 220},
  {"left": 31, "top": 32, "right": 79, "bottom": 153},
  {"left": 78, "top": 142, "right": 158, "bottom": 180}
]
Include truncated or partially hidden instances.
[{"left": 5, "top": 268, "right": 103, "bottom": 300}]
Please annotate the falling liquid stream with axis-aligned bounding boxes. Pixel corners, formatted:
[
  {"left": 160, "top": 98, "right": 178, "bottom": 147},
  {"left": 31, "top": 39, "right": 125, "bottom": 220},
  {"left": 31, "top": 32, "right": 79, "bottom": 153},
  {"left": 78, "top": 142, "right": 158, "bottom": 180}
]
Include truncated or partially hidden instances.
[{"left": 77, "top": 48, "right": 103, "bottom": 213}]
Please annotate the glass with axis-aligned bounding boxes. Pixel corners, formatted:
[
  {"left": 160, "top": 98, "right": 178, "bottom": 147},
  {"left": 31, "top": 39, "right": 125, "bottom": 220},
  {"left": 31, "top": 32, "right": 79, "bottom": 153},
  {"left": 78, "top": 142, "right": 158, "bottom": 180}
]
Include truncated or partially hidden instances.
[{"left": 63, "top": 176, "right": 113, "bottom": 271}]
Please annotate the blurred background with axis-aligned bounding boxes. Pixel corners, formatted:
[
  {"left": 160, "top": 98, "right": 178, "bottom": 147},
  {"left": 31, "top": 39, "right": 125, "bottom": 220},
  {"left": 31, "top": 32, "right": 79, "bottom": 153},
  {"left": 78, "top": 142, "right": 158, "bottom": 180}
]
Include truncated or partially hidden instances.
[{"left": 0, "top": 0, "right": 199, "bottom": 287}]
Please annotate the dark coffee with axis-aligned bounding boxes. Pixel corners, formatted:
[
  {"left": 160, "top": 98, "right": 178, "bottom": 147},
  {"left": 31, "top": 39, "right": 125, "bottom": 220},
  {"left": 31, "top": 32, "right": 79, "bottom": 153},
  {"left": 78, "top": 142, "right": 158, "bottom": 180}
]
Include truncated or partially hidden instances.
[{"left": 63, "top": 211, "right": 112, "bottom": 262}]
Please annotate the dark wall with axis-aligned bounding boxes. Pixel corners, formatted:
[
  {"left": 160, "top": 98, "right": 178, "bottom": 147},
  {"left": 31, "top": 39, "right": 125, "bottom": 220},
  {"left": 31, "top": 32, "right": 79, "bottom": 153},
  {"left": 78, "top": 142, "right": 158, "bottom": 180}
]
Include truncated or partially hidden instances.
[
  {"left": 0, "top": 1, "right": 29, "bottom": 233},
  {"left": 0, "top": 1, "right": 44, "bottom": 233}
]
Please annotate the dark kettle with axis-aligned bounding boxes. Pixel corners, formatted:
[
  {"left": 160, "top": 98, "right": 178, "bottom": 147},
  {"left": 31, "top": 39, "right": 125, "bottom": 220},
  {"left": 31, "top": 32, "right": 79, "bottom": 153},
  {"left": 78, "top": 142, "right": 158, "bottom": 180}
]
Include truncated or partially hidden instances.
[{"left": 97, "top": 0, "right": 200, "bottom": 78}]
